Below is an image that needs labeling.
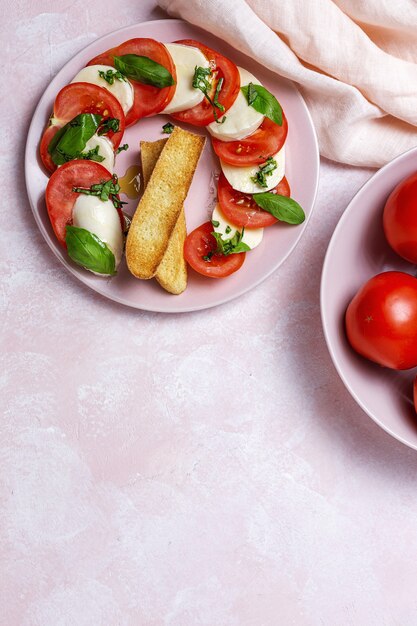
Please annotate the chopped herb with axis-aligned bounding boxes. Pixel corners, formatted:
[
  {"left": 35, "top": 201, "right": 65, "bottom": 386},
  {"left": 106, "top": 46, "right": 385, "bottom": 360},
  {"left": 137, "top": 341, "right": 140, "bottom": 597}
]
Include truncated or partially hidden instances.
[
  {"left": 116, "top": 143, "right": 129, "bottom": 154},
  {"left": 193, "top": 65, "right": 212, "bottom": 94},
  {"left": 73, "top": 174, "right": 127, "bottom": 210},
  {"left": 162, "top": 122, "right": 174, "bottom": 134},
  {"left": 98, "top": 68, "right": 126, "bottom": 85},
  {"left": 251, "top": 157, "right": 278, "bottom": 188},
  {"left": 79, "top": 145, "right": 105, "bottom": 163},
  {"left": 212, "top": 78, "right": 226, "bottom": 124},
  {"left": 225, "top": 225, "right": 232, "bottom": 234},
  {"left": 192, "top": 65, "right": 225, "bottom": 123},
  {"left": 203, "top": 252, "right": 214, "bottom": 262},
  {"left": 246, "top": 82, "right": 257, "bottom": 105},
  {"left": 212, "top": 229, "right": 250, "bottom": 255},
  {"left": 98, "top": 117, "right": 120, "bottom": 136},
  {"left": 211, "top": 219, "right": 220, "bottom": 228}
]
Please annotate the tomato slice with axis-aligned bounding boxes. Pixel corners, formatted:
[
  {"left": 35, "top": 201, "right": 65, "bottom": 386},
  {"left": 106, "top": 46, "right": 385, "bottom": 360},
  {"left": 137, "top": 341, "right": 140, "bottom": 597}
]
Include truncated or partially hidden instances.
[
  {"left": 212, "top": 115, "right": 288, "bottom": 166},
  {"left": 170, "top": 39, "right": 240, "bottom": 127},
  {"left": 218, "top": 173, "right": 291, "bottom": 228},
  {"left": 184, "top": 221, "right": 245, "bottom": 278},
  {"left": 88, "top": 38, "right": 176, "bottom": 125},
  {"left": 40, "top": 83, "right": 125, "bottom": 173},
  {"left": 45, "top": 160, "right": 120, "bottom": 247},
  {"left": 40, "top": 125, "right": 60, "bottom": 173}
]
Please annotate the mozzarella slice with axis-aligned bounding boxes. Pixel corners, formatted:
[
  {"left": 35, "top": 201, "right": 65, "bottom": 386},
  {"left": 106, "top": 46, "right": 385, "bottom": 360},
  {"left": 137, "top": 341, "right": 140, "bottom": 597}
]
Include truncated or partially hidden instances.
[
  {"left": 212, "top": 203, "right": 263, "bottom": 250},
  {"left": 161, "top": 43, "right": 210, "bottom": 114},
  {"left": 220, "top": 146, "right": 285, "bottom": 194},
  {"left": 71, "top": 65, "right": 134, "bottom": 115},
  {"left": 207, "top": 67, "right": 264, "bottom": 141},
  {"left": 82, "top": 135, "right": 115, "bottom": 173},
  {"left": 72, "top": 195, "right": 123, "bottom": 271}
]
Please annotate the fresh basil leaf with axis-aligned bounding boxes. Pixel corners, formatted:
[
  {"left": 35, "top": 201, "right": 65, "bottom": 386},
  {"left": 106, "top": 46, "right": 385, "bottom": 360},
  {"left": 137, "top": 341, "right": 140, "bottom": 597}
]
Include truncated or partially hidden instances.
[
  {"left": 253, "top": 193, "right": 305, "bottom": 225},
  {"left": 241, "top": 83, "right": 283, "bottom": 126},
  {"left": 48, "top": 113, "right": 102, "bottom": 165},
  {"left": 66, "top": 226, "right": 116, "bottom": 275},
  {"left": 114, "top": 54, "right": 175, "bottom": 88}
]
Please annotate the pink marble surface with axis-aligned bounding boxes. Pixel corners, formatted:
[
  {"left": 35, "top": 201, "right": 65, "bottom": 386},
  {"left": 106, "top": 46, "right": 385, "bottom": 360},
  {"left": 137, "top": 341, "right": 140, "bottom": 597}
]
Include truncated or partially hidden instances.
[{"left": 2, "top": 1, "right": 417, "bottom": 624}]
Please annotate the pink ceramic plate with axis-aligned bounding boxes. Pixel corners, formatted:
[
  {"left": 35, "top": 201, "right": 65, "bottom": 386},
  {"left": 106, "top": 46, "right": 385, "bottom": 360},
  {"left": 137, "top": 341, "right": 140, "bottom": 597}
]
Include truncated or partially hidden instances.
[
  {"left": 25, "top": 19, "right": 319, "bottom": 313},
  {"left": 321, "top": 147, "right": 417, "bottom": 450}
]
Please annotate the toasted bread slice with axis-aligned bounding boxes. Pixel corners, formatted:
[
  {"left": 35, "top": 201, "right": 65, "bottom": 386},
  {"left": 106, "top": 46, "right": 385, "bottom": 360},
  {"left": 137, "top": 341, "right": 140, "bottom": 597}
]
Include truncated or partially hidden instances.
[
  {"left": 140, "top": 139, "right": 188, "bottom": 295},
  {"left": 126, "top": 127, "right": 206, "bottom": 280},
  {"left": 140, "top": 139, "right": 167, "bottom": 187}
]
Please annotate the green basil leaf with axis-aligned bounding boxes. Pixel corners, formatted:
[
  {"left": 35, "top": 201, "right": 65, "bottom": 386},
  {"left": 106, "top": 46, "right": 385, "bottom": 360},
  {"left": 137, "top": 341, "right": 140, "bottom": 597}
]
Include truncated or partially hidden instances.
[
  {"left": 114, "top": 54, "right": 175, "bottom": 88},
  {"left": 48, "top": 113, "right": 102, "bottom": 165},
  {"left": 241, "top": 83, "right": 283, "bottom": 126},
  {"left": 66, "top": 226, "right": 116, "bottom": 275},
  {"left": 253, "top": 193, "right": 305, "bottom": 225},
  {"left": 228, "top": 240, "right": 251, "bottom": 254}
]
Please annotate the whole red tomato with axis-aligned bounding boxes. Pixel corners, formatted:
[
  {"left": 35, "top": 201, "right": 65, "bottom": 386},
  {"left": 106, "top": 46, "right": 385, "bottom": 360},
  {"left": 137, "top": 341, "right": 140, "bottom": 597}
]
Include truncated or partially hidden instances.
[
  {"left": 345, "top": 271, "right": 417, "bottom": 370},
  {"left": 383, "top": 171, "right": 417, "bottom": 263}
]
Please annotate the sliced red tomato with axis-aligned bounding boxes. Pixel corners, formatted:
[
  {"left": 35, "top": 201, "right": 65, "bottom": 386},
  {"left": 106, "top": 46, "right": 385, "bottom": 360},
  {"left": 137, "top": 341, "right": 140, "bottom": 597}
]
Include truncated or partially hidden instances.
[
  {"left": 218, "top": 173, "right": 291, "bottom": 228},
  {"left": 212, "top": 114, "right": 288, "bottom": 167},
  {"left": 40, "top": 125, "right": 60, "bottom": 173},
  {"left": 170, "top": 39, "right": 240, "bottom": 127},
  {"left": 184, "top": 221, "right": 245, "bottom": 278},
  {"left": 45, "top": 160, "right": 121, "bottom": 247},
  {"left": 88, "top": 38, "right": 176, "bottom": 125},
  {"left": 40, "top": 83, "right": 125, "bottom": 173}
]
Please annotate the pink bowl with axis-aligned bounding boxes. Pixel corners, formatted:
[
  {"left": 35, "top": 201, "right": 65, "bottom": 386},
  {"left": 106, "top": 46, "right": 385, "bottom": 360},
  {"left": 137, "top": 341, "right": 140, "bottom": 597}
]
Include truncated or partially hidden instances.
[{"left": 321, "top": 147, "right": 417, "bottom": 450}]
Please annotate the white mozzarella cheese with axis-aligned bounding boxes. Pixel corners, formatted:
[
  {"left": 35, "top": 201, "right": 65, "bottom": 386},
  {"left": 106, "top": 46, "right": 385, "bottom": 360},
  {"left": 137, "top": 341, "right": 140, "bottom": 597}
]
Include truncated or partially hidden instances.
[
  {"left": 72, "top": 195, "right": 123, "bottom": 271},
  {"left": 207, "top": 67, "right": 264, "bottom": 141},
  {"left": 71, "top": 65, "right": 134, "bottom": 115},
  {"left": 212, "top": 203, "right": 263, "bottom": 250},
  {"left": 220, "top": 146, "right": 285, "bottom": 194},
  {"left": 82, "top": 135, "right": 115, "bottom": 173},
  {"left": 161, "top": 43, "right": 210, "bottom": 114}
]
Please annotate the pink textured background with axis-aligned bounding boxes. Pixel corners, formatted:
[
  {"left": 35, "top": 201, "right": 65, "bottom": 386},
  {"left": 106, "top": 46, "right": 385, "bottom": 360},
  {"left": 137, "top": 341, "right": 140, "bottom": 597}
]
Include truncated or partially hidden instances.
[{"left": 2, "top": 1, "right": 417, "bottom": 624}]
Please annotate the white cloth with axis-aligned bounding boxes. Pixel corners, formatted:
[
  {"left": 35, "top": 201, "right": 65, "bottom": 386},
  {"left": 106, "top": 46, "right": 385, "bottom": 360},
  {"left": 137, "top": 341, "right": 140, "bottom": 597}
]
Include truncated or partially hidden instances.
[{"left": 157, "top": 0, "right": 417, "bottom": 167}]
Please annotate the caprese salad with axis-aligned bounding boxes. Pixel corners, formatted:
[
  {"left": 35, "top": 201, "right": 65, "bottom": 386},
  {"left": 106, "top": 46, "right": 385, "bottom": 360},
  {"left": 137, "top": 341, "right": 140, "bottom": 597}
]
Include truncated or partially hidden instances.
[{"left": 40, "top": 36, "right": 305, "bottom": 280}]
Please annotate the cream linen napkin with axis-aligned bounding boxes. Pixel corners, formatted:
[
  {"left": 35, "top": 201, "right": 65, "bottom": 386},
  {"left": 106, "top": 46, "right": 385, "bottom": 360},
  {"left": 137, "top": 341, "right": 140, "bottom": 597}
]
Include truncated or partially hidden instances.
[{"left": 157, "top": 0, "right": 417, "bottom": 167}]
